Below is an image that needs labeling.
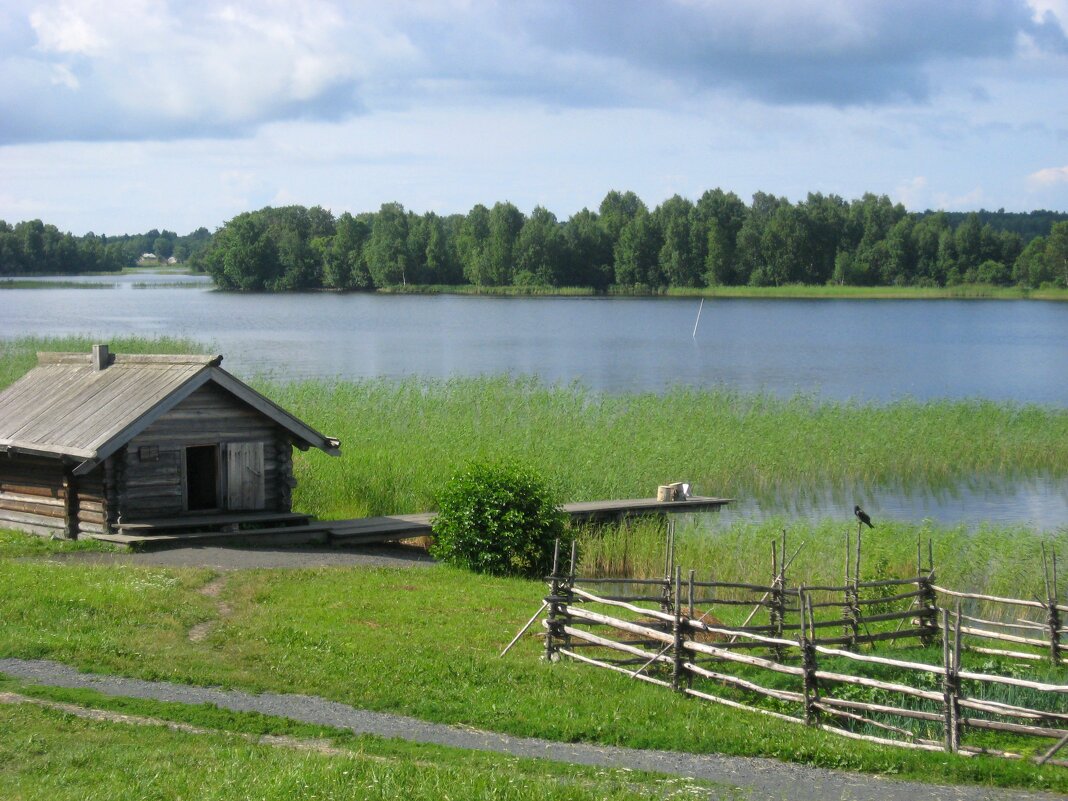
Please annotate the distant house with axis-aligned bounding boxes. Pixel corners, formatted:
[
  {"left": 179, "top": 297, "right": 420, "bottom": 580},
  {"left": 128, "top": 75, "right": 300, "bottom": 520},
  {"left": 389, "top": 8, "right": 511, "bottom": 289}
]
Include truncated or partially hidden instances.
[
  {"left": 166, "top": 256, "right": 179, "bottom": 265},
  {"left": 141, "top": 252, "right": 157, "bottom": 260},
  {"left": 0, "top": 345, "right": 340, "bottom": 540}
]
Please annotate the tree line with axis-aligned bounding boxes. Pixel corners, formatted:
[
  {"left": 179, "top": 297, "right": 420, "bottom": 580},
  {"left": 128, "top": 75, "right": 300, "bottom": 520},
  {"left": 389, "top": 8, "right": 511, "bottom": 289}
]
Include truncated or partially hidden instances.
[
  {"left": 0, "top": 220, "right": 212, "bottom": 276},
  {"left": 4, "top": 191, "right": 1066, "bottom": 289},
  {"left": 196, "top": 192, "right": 1068, "bottom": 292}
]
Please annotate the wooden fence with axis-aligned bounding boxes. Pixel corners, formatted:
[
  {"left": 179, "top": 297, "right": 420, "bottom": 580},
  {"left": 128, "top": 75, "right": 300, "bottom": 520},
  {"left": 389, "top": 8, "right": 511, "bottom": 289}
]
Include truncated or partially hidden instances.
[{"left": 540, "top": 531, "right": 1068, "bottom": 766}]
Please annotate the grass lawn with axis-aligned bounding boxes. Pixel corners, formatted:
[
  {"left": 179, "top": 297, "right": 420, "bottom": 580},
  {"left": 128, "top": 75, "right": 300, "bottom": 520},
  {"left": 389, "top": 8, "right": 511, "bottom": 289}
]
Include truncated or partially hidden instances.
[
  {"left": 0, "top": 698, "right": 727, "bottom": 801},
  {"left": 0, "top": 530, "right": 1065, "bottom": 793}
]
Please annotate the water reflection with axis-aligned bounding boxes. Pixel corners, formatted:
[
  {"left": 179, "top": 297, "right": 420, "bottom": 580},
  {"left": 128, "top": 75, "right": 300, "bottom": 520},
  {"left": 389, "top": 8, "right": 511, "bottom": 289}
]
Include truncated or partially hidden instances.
[{"left": 702, "top": 473, "right": 1068, "bottom": 532}]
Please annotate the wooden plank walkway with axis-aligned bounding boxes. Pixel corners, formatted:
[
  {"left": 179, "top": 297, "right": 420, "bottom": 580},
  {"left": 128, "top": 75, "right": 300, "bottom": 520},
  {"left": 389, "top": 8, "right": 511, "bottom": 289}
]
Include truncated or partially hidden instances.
[{"left": 89, "top": 496, "right": 732, "bottom": 551}]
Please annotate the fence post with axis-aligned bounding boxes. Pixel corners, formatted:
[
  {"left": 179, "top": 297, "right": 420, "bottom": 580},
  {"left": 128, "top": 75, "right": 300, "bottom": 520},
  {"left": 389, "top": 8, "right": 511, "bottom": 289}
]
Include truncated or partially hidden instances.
[
  {"left": 769, "top": 540, "right": 786, "bottom": 662},
  {"left": 672, "top": 565, "right": 684, "bottom": 692},
  {"left": 941, "top": 607, "right": 962, "bottom": 753},
  {"left": 544, "top": 539, "right": 562, "bottom": 662},
  {"left": 660, "top": 519, "right": 676, "bottom": 615},
  {"left": 799, "top": 587, "right": 820, "bottom": 726},
  {"left": 842, "top": 532, "right": 860, "bottom": 650},
  {"left": 686, "top": 569, "right": 695, "bottom": 690},
  {"left": 1043, "top": 545, "right": 1062, "bottom": 667},
  {"left": 918, "top": 571, "right": 938, "bottom": 647},
  {"left": 563, "top": 539, "right": 577, "bottom": 653}
]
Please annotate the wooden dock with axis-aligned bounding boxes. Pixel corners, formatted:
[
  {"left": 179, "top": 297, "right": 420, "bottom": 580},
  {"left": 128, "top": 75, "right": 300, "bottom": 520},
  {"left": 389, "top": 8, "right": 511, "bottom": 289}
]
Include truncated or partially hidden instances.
[{"left": 89, "top": 496, "right": 732, "bottom": 551}]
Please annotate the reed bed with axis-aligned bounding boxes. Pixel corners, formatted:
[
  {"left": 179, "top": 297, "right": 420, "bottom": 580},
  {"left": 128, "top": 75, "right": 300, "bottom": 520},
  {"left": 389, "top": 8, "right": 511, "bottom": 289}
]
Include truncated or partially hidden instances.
[
  {"left": 0, "top": 336, "right": 206, "bottom": 394},
  {"left": 575, "top": 517, "right": 1067, "bottom": 609},
  {"left": 4, "top": 335, "right": 1068, "bottom": 525},
  {"left": 264, "top": 377, "right": 1068, "bottom": 520},
  {"left": 665, "top": 284, "right": 1068, "bottom": 301}
]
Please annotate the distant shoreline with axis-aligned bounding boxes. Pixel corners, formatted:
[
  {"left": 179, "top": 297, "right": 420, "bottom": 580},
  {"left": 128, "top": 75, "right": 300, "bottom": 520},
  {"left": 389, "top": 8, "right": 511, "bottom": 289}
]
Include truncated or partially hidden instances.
[
  {"left": 4, "top": 275, "right": 1067, "bottom": 301},
  {"left": 374, "top": 283, "right": 1068, "bottom": 301}
]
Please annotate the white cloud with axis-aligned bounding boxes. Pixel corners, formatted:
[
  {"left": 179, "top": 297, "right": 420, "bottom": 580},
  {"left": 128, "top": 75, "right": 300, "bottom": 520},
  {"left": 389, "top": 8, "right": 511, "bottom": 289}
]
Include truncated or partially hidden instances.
[
  {"left": 1029, "top": 0, "right": 1068, "bottom": 26},
  {"left": 933, "top": 187, "right": 986, "bottom": 210},
  {"left": 1028, "top": 165, "right": 1068, "bottom": 187},
  {"left": 893, "top": 176, "right": 928, "bottom": 209}
]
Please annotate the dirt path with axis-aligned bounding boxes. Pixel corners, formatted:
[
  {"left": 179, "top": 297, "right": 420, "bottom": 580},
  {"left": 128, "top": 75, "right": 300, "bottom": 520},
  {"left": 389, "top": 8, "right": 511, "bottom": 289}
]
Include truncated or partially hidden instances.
[
  {"left": 0, "top": 658, "right": 1060, "bottom": 801},
  {"left": 43, "top": 543, "right": 437, "bottom": 570}
]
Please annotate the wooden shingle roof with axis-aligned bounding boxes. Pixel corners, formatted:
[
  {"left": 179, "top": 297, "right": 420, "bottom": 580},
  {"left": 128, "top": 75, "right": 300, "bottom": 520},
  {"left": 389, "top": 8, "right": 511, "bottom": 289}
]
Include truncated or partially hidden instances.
[{"left": 0, "top": 350, "right": 340, "bottom": 474}]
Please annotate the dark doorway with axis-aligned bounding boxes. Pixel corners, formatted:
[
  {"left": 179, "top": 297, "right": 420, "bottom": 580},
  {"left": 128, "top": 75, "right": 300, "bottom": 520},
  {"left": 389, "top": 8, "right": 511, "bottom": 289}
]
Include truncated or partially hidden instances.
[{"left": 186, "top": 445, "right": 218, "bottom": 511}]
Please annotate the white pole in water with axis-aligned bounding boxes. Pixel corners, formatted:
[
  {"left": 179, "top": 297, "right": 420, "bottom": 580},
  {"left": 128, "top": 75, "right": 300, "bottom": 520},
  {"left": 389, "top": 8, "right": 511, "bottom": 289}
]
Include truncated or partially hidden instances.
[{"left": 692, "top": 298, "right": 704, "bottom": 339}]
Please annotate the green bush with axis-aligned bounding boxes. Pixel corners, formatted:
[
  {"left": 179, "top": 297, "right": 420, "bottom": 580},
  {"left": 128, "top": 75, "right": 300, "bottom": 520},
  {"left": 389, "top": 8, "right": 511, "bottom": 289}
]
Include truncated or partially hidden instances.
[{"left": 430, "top": 460, "right": 566, "bottom": 577}]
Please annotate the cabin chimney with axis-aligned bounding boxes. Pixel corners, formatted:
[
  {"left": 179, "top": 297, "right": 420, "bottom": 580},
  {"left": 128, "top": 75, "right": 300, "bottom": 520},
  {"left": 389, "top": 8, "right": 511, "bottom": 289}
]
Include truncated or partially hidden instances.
[{"left": 92, "top": 343, "right": 110, "bottom": 371}]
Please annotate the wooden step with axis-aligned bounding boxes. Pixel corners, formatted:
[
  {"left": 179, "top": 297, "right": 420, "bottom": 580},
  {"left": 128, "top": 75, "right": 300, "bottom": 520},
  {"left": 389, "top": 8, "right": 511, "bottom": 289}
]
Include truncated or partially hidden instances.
[{"left": 117, "top": 511, "right": 310, "bottom": 533}]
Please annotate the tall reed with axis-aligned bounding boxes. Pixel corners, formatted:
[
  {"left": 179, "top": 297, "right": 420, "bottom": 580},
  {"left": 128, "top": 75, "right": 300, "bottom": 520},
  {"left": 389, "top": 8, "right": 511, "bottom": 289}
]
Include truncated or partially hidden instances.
[{"left": 266, "top": 377, "right": 1068, "bottom": 519}]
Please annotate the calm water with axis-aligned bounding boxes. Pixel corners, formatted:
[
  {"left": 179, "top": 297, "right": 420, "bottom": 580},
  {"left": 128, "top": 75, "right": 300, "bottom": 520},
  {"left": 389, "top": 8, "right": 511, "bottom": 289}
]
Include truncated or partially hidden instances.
[
  {"left": 4, "top": 276, "right": 1068, "bottom": 529},
  {"left": 5, "top": 275, "right": 1068, "bottom": 404}
]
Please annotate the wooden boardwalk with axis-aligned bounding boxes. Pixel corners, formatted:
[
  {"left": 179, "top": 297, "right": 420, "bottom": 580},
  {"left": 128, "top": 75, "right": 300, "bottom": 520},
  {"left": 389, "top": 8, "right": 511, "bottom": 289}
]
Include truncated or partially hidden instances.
[{"left": 90, "top": 496, "right": 732, "bottom": 551}]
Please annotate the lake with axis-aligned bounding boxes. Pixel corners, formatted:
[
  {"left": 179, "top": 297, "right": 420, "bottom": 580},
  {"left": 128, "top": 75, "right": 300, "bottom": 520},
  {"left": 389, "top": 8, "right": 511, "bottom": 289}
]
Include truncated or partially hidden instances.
[
  {"left": 5, "top": 274, "right": 1068, "bottom": 404},
  {"left": 4, "top": 275, "right": 1068, "bottom": 530}
]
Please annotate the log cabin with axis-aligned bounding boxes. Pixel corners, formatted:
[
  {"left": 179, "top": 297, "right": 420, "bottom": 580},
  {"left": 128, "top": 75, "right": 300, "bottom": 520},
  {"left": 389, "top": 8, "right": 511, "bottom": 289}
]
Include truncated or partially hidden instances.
[{"left": 0, "top": 344, "right": 340, "bottom": 540}]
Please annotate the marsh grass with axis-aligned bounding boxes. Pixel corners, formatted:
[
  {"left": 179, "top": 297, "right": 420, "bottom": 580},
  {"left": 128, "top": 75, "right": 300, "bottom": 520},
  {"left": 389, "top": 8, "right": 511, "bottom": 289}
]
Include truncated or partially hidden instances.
[
  {"left": 4, "top": 336, "right": 1066, "bottom": 522},
  {"left": 377, "top": 284, "right": 599, "bottom": 296},
  {"left": 666, "top": 284, "right": 1068, "bottom": 301},
  {"left": 575, "top": 517, "right": 1067, "bottom": 603},
  {"left": 0, "top": 279, "right": 114, "bottom": 289},
  {"left": 263, "top": 377, "right": 1068, "bottom": 520},
  {"left": 0, "top": 336, "right": 207, "bottom": 392}
]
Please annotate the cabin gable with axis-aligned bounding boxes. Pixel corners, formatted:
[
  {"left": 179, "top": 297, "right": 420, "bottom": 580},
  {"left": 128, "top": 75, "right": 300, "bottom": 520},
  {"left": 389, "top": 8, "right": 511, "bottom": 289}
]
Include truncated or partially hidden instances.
[{"left": 119, "top": 383, "right": 294, "bottom": 521}]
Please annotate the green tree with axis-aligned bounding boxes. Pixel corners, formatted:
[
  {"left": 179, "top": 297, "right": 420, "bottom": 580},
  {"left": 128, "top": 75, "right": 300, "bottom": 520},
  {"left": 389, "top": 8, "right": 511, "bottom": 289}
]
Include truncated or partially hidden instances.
[
  {"left": 423, "top": 212, "right": 462, "bottom": 285},
  {"left": 515, "top": 206, "right": 564, "bottom": 285},
  {"left": 654, "top": 195, "right": 701, "bottom": 287},
  {"left": 562, "top": 208, "right": 613, "bottom": 289},
  {"left": 204, "top": 212, "right": 281, "bottom": 291},
  {"left": 614, "top": 208, "right": 663, "bottom": 287},
  {"left": 458, "top": 204, "right": 491, "bottom": 285},
  {"left": 598, "top": 190, "right": 646, "bottom": 245},
  {"left": 695, "top": 189, "right": 747, "bottom": 285},
  {"left": 367, "top": 202, "right": 410, "bottom": 286},
  {"left": 1012, "top": 236, "right": 1049, "bottom": 287},
  {"left": 483, "top": 202, "right": 524, "bottom": 286},
  {"left": 1046, "top": 221, "right": 1068, "bottom": 287},
  {"left": 322, "top": 212, "right": 371, "bottom": 290}
]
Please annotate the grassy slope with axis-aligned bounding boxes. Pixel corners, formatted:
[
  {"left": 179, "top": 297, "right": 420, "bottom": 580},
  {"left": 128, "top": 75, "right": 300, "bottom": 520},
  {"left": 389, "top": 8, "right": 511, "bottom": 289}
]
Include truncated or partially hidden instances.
[
  {"left": 0, "top": 529, "right": 1065, "bottom": 792},
  {"left": 0, "top": 702, "right": 721, "bottom": 801}
]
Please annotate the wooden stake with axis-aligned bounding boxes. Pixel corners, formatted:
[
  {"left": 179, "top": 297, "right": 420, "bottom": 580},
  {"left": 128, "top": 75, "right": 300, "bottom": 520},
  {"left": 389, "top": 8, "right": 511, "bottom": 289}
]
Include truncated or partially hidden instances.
[
  {"left": 544, "top": 539, "right": 561, "bottom": 662},
  {"left": 672, "top": 565, "right": 684, "bottom": 691},
  {"left": 500, "top": 601, "right": 548, "bottom": 658}
]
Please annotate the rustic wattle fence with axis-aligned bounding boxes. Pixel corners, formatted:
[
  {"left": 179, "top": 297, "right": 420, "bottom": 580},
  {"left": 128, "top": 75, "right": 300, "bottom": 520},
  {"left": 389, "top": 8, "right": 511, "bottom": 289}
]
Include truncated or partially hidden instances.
[{"left": 539, "top": 528, "right": 1068, "bottom": 766}]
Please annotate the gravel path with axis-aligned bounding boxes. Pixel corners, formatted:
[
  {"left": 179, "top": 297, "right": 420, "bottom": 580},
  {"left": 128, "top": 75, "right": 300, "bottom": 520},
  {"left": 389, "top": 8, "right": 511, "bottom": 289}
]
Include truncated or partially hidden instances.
[
  {"left": 43, "top": 544, "right": 437, "bottom": 570},
  {"left": 1, "top": 658, "right": 1061, "bottom": 801}
]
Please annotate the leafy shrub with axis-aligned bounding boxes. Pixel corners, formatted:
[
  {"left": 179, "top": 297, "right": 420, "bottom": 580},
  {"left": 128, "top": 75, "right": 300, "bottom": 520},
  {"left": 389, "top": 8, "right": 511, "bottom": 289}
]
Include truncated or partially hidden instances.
[{"left": 430, "top": 460, "right": 566, "bottom": 577}]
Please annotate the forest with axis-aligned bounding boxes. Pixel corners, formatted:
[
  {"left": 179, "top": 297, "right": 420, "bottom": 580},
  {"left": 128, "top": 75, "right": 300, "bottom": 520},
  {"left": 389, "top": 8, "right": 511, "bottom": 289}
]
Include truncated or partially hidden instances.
[
  {"left": 3, "top": 191, "right": 1066, "bottom": 291},
  {"left": 0, "top": 221, "right": 211, "bottom": 276}
]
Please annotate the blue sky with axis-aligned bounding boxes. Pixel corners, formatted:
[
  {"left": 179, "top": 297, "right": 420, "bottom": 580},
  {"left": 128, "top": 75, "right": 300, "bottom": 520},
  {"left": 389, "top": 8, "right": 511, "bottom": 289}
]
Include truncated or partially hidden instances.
[{"left": 1, "top": 0, "right": 1066, "bottom": 235}]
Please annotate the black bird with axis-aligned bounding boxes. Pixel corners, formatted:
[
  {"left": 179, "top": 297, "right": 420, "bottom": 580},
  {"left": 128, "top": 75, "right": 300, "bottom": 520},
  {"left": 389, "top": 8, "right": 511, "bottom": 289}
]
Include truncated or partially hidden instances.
[{"left": 854, "top": 505, "right": 874, "bottom": 528}]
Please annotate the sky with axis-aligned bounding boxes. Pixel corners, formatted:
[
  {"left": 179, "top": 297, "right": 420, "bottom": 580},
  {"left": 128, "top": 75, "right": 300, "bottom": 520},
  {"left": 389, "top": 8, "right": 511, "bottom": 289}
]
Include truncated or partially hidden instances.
[{"left": 1, "top": 0, "right": 1066, "bottom": 236}]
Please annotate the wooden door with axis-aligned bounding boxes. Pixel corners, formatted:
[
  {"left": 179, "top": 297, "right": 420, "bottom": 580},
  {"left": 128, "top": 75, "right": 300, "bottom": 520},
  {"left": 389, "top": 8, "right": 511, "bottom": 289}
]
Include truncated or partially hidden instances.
[{"left": 226, "top": 442, "right": 265, "bottom": 510}]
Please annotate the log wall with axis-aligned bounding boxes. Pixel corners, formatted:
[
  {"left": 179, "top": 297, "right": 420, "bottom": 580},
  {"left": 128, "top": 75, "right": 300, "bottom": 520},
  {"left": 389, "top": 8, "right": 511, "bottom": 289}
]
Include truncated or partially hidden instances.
[
  {"left": 0, "top": 454, "right": 110, "bottom": 538},
  {"left": 121, "top": 383, "right": 292, "bottom": 520},
  {"left": 0, "top": 454, "right": 66, "bottom": 536}
]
